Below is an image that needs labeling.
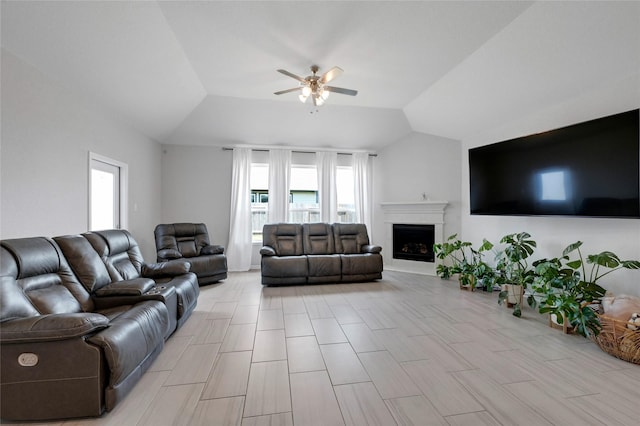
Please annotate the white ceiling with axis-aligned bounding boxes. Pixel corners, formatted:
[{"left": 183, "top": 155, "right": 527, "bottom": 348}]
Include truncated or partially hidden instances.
[{"left": 2, "top": 1, "right": 638, "bottom": 150}]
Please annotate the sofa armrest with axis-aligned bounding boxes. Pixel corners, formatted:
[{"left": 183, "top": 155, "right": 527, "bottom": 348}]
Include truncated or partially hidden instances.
[
  {"left": 94, "top": 277, "right": 156, "bottom": 296},
  {"left": 362, "top": 244, "right": 382, "bottom": 254},
  {"left": 0, "top": 313, "right": 109, "bottom": 343},
  {"left": 157, "top": 248, "right": 182, "bottom": 260},
  {"left": 142, "top": 260, "right": 191, "bottom": 278},
  {"left": 201, "top": 244, "right": 225, "bottom": 255},
  {"left": 260, "top": 246, "right": 277, "bottom": 256}
]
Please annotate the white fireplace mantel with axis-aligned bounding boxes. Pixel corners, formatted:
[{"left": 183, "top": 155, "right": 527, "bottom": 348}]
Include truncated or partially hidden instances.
[{"left": 380, "top": 201, "right": 448, "bottom": 275}]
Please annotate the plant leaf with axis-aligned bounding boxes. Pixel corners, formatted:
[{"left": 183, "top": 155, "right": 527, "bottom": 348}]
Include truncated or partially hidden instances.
[
  {"left": 622, "top": 260, "right": 640, "bottom": 269},
  {"left": 562, "top": 241, "right": 582, "bottom": 257}
]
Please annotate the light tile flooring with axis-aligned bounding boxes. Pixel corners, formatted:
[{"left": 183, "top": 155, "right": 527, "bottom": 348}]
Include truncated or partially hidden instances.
[{"left": 13, "top": 270, "right": 640, "bottom": 425}]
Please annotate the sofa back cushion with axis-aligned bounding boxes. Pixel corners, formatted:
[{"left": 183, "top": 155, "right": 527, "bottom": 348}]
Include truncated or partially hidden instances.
[
  {"left": 83, "top": 230, "right": 144, "bottom": 281},
  {"left": 0, "top": 238, "right": 92, "bottom": 320},
  {"left": 263, "top": 224, "right": 303, "bottom": 256},
  {"left": 333, "top": 223, "right": 370, "bottom": 254},
  {"left": 54, "top": 235, "right": 113, "bottom": 294},
  {"left": 154, "top": 223, "right": 211, "bottom": 258},
  {"left": 303, "top": 223, "right": 336, "bottom": 255}
]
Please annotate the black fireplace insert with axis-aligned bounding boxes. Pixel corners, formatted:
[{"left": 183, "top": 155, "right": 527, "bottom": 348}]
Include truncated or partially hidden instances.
[{"left": 392, "top": 224, "right": 435, "bottom": 262}]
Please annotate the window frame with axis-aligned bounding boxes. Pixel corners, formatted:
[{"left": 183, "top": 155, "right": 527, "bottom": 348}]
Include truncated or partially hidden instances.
[{"left": 88, "top": 152, "right": 128, "bottom": 231}]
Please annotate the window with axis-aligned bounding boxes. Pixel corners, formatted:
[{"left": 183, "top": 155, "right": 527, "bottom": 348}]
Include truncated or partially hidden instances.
[
  {"left": 288, "top": 165, "right": 319, "bottom": 224},
  {"left": 89, "top": 153, "right": 127, "bottom": 231},
  {"left": 336, "top": 166, "right": 355, "bottom": 223},
  {"left": 249, "top": 153, "right": 360, "bottom": 242}
]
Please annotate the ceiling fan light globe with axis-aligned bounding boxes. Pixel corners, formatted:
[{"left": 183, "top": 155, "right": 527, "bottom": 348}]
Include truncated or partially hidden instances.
[
  {"left": 301, "top": 86, "right": 312, "bottom": 97},
  {"left": 298, "top": 94, "right": 308, "bottom": 103},
  {"left": 321, "top": 89, "right": 330, "bottom": 101},
  {"left": 316, "top": 96, "right": 325, "bottom": 106}
]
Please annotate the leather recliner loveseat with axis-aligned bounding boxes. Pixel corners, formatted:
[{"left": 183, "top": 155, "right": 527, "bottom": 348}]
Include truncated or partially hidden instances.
[
  {"left": 260, "top": 223, "right": 383, "bottom": 285},
  {"left": 154, "top": 223, "right": 228, "bottom": 285},
  {"left": 0, "top": 230, "right": 199, "bottom": 421}
]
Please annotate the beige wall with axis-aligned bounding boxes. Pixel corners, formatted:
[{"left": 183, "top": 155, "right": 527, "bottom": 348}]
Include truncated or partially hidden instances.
[
  {"left": 1, "top": 50, "right": 162, "bottom": 260},
  {"left": 160, "top": 144, "right": 232, "bottom": 249},
  {"left": 374, "top": 131, "right": 463, "bottom": 246}
]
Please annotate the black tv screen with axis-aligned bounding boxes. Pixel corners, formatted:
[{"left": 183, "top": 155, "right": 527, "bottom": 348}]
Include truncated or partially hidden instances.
[{"left": 469, "top": 109, "right": 640, "bottom": 218}]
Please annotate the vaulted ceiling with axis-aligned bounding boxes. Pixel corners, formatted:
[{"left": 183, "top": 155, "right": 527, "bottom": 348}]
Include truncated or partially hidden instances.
[{"left": 2, "top": 1, "right": 638, "bottom": 151}]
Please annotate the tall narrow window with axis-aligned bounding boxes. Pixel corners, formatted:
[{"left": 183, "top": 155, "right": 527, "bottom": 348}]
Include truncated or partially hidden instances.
[
  {"left": 89, "top": 153, "right": 127, "bottom": 231},
  {"left": 250, "top": 162, "right": 269, "bottom": 242},
  {"left": 336, "top": 166, "right": 355, "bottom": 223}
]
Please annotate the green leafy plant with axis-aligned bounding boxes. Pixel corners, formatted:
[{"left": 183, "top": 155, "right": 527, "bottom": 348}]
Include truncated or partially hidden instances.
[
  {"left": 434, "top": 235, "right": 494, "bottom": 291},
  {"left": 529, "top": 241, "right": 640, "bottom": 337},
  {"left": 496, "top": 232, "right": 537, "bottom": 317},
  {"left": 433, "top": 234, "right": 471, "bottom": 280}
]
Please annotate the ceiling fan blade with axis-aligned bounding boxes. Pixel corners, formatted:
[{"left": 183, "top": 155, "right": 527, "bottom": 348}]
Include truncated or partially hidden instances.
[
  {"left": 324, "top": 86, "right": 358, "bottom": 96},
  {"left": 277, "top": 69, "right": 306, "bottom": 83},
  {"left": 320, "top": 66, "right": 343, "bottom": 84},
  {"left": 274, "top": 87, "right": 302, "bottom": 95}
]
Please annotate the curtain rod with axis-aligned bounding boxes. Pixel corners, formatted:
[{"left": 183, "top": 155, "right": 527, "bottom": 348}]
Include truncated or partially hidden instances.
[{"left": 221, "top": 147, "right": 377, "bottom": 157}]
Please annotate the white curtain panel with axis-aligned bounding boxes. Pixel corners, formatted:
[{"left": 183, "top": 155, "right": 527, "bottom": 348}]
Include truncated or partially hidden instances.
[
  {"left": 227, "top": 148, "right": 252, "bottom": 271},
  {"left": 267, "top": 149, "right": 291, "bottom": 223},
  {"left": 353, "top": 152, "right": 373, "bottom": 236},
  {"left": 316, "top": 151, "right": 338, "bottom": 223}
]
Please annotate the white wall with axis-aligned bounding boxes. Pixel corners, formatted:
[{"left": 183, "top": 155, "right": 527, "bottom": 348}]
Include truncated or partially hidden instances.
[
  {"left": 460, "top": 79, "right": 640, "bottom": 296},
  {"left": 0, "top": 50, "right": 162, "bottom": 260},
  {"left": 160, "top": 144, "right": 232, "bottom": 249},
  {"left": 374, "top": 131, "right": 463, "bottom": 246}
]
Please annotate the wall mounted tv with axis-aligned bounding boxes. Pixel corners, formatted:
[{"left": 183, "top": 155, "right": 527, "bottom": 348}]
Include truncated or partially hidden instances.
[{"left": 469, "top": 109, "right": 639, "bottom": 218}]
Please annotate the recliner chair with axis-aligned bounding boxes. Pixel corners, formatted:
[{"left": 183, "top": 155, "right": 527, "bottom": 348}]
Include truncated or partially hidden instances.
[{"left": 154, "top": 223, "right": 227, "bottom": 285}]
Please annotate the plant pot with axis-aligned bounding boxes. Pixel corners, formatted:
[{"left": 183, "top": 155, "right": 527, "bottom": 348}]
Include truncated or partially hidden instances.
[
  {"left": 459, "top": 274, "right": 476, "bottom": 291},
  {"left": 549, "top": 312, "right": 574, "bottom": 334},
  {"left": 501, "top": 284, "right": 523, "bottom": 308}
]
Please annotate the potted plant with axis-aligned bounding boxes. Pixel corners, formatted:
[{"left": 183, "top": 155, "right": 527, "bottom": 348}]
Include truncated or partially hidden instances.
[
  {"left": 471, "top": 239, "right": 497, "bottom": 291},
  {"left": 434, "top": 235, "right": 494, "bottom": 291},
  {"left": 529, "top": 241, "right": 640, "bottom": 337},
  {"left": 496, "top": 232, "right": 537, "bottom": 317},
  {"left": 434, "top": 234, "right": 472, "bottom": 289}
]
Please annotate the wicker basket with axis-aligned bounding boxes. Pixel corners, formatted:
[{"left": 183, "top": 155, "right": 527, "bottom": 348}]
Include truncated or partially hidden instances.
[{"left": 591, "top": 313, "right": 640, "bottom": 365}]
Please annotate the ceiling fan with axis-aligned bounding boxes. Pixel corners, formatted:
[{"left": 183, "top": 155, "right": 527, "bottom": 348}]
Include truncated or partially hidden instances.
[{"left": 274, "top": 65, "right": 358, "bottom": 106}]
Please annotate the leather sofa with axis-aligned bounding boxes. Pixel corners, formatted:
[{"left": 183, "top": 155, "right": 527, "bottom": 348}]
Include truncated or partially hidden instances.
[
  {"left": 260, "top": 223, "right": 383, "bottom": 285},
  {"left": 0, "top": 230, "right": 199, "bottom": 421},
  {"left": 154, "top": 223, "right": 227, "bottom": 285}
]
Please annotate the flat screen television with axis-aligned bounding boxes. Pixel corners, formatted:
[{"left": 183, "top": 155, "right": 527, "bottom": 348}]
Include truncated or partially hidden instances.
[{"left": 469, "top": 109, "right": 640, "bottom": 218}]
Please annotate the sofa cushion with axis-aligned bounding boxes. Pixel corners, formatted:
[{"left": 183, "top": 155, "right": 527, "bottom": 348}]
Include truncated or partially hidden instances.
[
  {"left": 83, "top": 230, "right": 144, "bottom": 281},
  {"left": 54, "top": 235, "right": 112, "bottom": 293},
  {"left": 307, "top": 255, "right": 341, "bottom": 284},
  {"left": 1, "top": 238, "right": 93, "bottom": 315},
  {"left": 87, "top": 300, "right": 168, "bottom": 387},
  {"left": 333, "top": 223, "right": 371, "bottom": 254},
  {"left": 263, "top": 224, "right": 304, "bottom": 256},
  {"left": 303, "top": 223, "right": 336, "bottom": 255},
  {"left": 94, "top": 278, "right": 156, "bottom": 297},
  {"left": 261, "top": 255, "right": 308, "bottom": 279}
]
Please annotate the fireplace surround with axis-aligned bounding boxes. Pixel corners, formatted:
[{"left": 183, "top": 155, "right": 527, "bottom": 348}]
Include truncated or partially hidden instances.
[{"left": 380, "top": 201, "right": 447, "bottom": 275}]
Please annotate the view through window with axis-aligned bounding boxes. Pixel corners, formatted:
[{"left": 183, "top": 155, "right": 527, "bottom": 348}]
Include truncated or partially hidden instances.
[
  {"left": 250, "top": 162, "right": 355, "bottom": 242},
  {"left": 89, "top": 153, "right": 127, "bottom": 231}
]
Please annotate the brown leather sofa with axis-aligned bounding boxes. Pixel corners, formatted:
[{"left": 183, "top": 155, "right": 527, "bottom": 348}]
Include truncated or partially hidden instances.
[
  {"left": 260, "top": 223, "right": 383, "bottom": 285},
  {"left": 0, "top": 230, "right": 199, "bottom": 421},
  {"left": 154, "top": 223, "right": 227, "bottom": 285}
]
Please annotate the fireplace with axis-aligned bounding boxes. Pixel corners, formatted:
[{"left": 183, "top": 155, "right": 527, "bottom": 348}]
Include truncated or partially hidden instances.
[
  {"left": 392, "top": 224, "right": 435, "bottom": 262},
  {"left": 380, "top": 201, "right": 447, "bottom": 275}
]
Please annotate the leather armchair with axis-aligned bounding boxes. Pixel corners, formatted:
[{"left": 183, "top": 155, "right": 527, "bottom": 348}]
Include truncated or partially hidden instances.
[{"left": 154, "top": 223, "right": 227, "bottom": 285}]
